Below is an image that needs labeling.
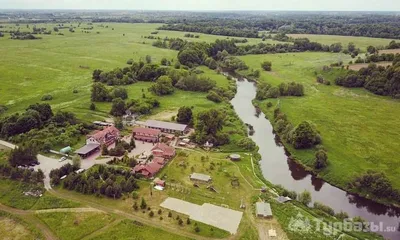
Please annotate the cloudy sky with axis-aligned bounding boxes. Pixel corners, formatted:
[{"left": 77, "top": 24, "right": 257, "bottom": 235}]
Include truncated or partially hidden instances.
[{"left": 0, "top": 0, "right": 399, "bottom": 11}]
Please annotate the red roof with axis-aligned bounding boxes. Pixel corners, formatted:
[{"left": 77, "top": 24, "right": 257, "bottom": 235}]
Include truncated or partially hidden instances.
[
  {"left": 133, "top": 127, "right": 161, "bottom": 136},
  {"left": 132, "top": 162, "right": 162, "bottom": 177},
  {"left": 151, "top": 143, "right": 175, "bottom": 157},
  {"left": 88, "top": 126, "right": 120, "bottom": 143},
  {"left": 153, "top": 157, "right": 165, "bottom": 165}
]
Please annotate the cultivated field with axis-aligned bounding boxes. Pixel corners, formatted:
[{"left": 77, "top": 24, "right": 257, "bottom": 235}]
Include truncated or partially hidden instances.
[
  {"left": 348, "top": 61, "right": 392, "bottom": 71},
  {"left": 378, "top": 49, "right": 400, "bottom": 54},
  {"left": 239, "top": 52, "right": 400, "bottom": 189}
]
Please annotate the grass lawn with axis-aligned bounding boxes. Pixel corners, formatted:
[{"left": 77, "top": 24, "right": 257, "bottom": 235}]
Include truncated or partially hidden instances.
[
  {"left": 88, "top": 219, "right": 191, "bottom": 240},
  {"left": 36, "top": 211, "right": 115, "bottom": 240},
  {"left": 0, "top": 180, "right": 41, "bottom": 210},
  {"left": 286, "top": 34, "right": 395, "bottom": 51},
  {"left": 238, "top": 52, "right": 400, "bottom": 190}
]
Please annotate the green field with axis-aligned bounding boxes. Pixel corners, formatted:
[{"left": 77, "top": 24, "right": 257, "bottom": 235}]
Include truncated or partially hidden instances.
[
  {"left": 36, "top": 211, "right": 115, "bottom": 240},
  {"left": 287, "top": 34, "right": 395, "bottom": 51},
  {"left": 89, "top": 219, "right": 191, "bottom": 240},
  {"left": 239, "top": 52, "right": 400, "bottom": 190},
  {"left": 0, "top": 210, "right": 44, "bottom": 240},
  {"left": 0, "top": 23, "right": 273, "bottom": 122}
]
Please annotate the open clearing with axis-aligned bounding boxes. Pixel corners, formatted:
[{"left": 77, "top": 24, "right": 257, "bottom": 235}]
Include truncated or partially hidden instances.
[
  {"left": 348, "top": 61, "right": 392, "bottom": 71},
  {"left": 0, "top": 217, "right": 35, "bottom": 240}
]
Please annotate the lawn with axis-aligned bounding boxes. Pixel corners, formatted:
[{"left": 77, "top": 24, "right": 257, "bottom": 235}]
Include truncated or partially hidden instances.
[
  {"left": 36, "top": 211, "right": 115, "bottom": 240},
  {"left": 238, "top": 52, "right": 400, "bottom": 190},
  {"left": 286, "top": 34, "right": 395, "bottom": 51},
  {"left": 88, "top": 219, "right": 191, "bottom": 240}
]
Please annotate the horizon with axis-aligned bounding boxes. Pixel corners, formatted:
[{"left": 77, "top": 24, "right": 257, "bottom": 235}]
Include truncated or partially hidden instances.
[{"left": 0, "top": 0, "right": 399, "bottom": 12}]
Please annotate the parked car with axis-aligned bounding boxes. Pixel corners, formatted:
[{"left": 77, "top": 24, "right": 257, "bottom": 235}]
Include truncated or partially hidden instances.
[{"left": 59, "top": 157, "right": 67, "bottom": 162}]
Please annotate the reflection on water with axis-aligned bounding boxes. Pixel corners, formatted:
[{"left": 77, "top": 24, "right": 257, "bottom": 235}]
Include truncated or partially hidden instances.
[{"left": 229, "top": 76, "right": 400, "bottom": 239}]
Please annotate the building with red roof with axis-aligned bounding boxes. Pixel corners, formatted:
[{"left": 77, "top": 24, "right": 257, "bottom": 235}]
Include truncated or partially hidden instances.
[
  {"left": 87, "top": 126, "right": 120, "bottom": 146},
  {"left": 151, "top": 143, "right": 176, "bottom": 159},
  {"left": 153, "top": 157, "right": 166, "bottom": 165},
  {"left": 132, "top": 127, "right": 161, "bottom": 143},
  {"left": 132, "top": 162, "right": 162, "bottom": 178}
]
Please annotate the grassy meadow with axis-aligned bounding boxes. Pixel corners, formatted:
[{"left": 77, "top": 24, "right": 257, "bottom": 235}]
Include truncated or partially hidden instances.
[
  {"left": 238, "top": 52, "right": 400, "bottom": 189},
  {"left": 287, "top": 34, "right": 395, "bottom": 51},
  {"left": 0, "top": 211, "right": 44, "bottom": 240},
  {"left": 0, "top": 22, "right": 274, "bottom": 122}
]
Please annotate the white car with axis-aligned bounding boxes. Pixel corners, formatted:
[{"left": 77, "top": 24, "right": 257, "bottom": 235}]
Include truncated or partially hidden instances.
[{"left": 59, "top": 157, "right": 67, "bottom": 162}]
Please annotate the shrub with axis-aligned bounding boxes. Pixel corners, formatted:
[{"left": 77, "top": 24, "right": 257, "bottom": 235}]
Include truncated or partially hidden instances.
[
  {"left": 206, "top": 91, "right": 223, "bottom": 103},
  {"left": 266, "top": 102, "right": 273, "bottom": 108},
  {"left": 291, "top": 121, "right": 320, "bottom": 149},
  {"left": 41, "top": 94, "right": 53, "bottom": 101},
  {"left": 298, "top": 190, "right": 312, "bottom": 206},
  {"left": 314, "top": 202, "right": 335, "bottom": 216},
  {"left": 149, "top": 211, "right": 154, "bottom": 217},
  {"left": 261, "top": 61, "right": 272, "bottom": 71},
  {"left": 314, "top": 150, "right": 328, "bottom": 169}
]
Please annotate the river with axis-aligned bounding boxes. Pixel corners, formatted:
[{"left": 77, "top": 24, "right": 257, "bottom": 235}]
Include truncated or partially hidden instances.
[{"left": 230, "top": 77, "right": 400, "bottom": 239}]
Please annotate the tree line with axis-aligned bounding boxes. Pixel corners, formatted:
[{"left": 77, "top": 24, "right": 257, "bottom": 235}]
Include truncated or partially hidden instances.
[
  {"left": 335, "top": 61, "right": 400, "bottom": 98},
  {"left": 50, "top": 164, "right": 139, "bottom": 199},
  {"left": 158, "top": 13, "right": 400, "bottom": 39}
]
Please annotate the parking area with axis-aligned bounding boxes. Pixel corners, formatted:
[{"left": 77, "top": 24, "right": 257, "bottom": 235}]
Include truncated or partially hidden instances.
[{"left": 160, "top": 197, "right": 243, "bottom": 234}]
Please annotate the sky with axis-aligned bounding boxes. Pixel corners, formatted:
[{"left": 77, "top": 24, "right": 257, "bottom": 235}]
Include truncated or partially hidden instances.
[{"left": 0, "top": 0, "right": 399, "bottom": 11}]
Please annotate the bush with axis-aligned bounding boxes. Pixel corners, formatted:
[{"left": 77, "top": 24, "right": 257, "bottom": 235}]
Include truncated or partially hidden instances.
[
  {"left": 206, "top": 91, "right": 223, "bottom": 103},
  {"left": 261, "top": 61, "right": 272, "bottom": 71},
  {"left": 314, "top": 202, "right": 335, "bottom": 216},
  {"left": 298, "top": 190, "right": 312, "bottom": 206},
  {"left": 314, "top": 150, "right": 328, "bottom": 169},
  {"left": 291, "top": 121, "right": 320, "bottom": 149},
  {"left": 266, "top": 102, "right": 273, "bottom": 108},
  {"left": 41, "top": 94, "right": 53, "bottom": 101}
]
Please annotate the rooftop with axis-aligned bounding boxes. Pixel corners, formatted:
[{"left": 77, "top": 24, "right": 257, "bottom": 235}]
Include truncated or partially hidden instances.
[
  {"left": 145, "top": 120, "right": 187, "bottom": 132},
  {"left": 133, "top": 127, "right": 161, "bottom": 136},
  {"left": 256, "top": 202, "right": 273, "bottom": 217},
  {"left": 74, "top": 143, "right": 100, "bottom": 155},
  {"left": 190, "top": 173, "right": 212, "bottom": 182}
]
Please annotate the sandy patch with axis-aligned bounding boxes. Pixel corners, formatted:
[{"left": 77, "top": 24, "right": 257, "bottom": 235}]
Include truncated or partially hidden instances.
[{"left": 348, "top": 62, "right": 392, "bottom": 71}]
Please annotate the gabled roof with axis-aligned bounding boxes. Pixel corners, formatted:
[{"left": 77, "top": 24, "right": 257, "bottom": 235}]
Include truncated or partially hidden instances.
[
  {"left": 152, "top": 143, "right": 175, "bottom": 156},
  {"left": 145, "top": 120, "right": 187, "bottom": 132},
  {"left": 153, "top": 157, "right": 165, "bottom": 165},
  {"left": 133, "top": 127, "right": 161, "bottom": 136},
  {"left": 88, "top": 126, "right": 120, "bottom": 142}
]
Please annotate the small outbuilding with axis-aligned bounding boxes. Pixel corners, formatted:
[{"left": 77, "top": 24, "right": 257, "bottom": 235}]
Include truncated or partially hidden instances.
[
  {"left": 74, "top": 143, "right": 100, "bottom": 158},
  {"left": 189, "top": 173, "right": 212, "bottom": 183},
  {"left": 256, "top": 202, "right": 273, "bottom": 218},
  {"left": 153, "top": 177, "right": 165, "bottom": 187},
  {"left": 60, "top": 146, "right": 72, "bottom": 154},
  {"left": 276, "top": 196, "right": 292, "bottom": 204},
  {"left": 229, "top": 154, "right": 241, "bottom": 161}
]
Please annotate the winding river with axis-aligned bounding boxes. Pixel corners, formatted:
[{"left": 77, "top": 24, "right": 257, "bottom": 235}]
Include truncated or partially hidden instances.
[{"left": 230, "top": 76, "right": 400, "bottom": 239}]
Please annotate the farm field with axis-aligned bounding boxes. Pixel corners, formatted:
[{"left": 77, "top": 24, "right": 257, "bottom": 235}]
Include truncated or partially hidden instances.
[
  {"left": 347, "top": 61, "right": 392, "bottom": 71},
  {"left": 239, "top": 52, "right": 400, "bottom": 189},
  {"left": 287, "top": 34, "right": 395, "bottom": 51}
]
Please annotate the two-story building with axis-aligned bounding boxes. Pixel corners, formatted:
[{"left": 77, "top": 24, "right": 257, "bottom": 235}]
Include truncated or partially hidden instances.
[{"left": 132, "top": 127, "right": 161, "bottom": 143}]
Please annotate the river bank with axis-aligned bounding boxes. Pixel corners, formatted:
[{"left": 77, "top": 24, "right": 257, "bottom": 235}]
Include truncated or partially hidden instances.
[{"left": 228, "top": 73, "right": 400, "bottom": 240}]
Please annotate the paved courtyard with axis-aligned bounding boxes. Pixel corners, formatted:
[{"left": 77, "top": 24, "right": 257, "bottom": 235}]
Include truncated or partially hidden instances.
[{"left": 160, "top": 197, "right": 243, "bottom": 234}]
